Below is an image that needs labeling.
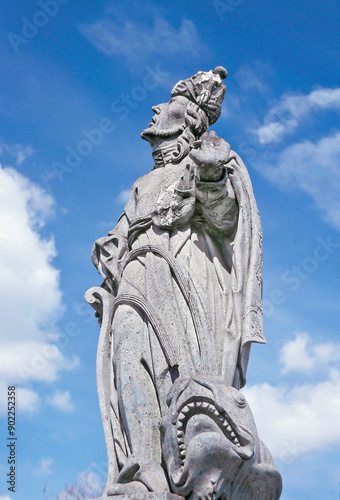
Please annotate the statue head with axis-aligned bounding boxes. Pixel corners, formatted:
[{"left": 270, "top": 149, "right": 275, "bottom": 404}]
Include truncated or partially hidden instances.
[{"left": 141, "top": 67, "right": 228, "bottom": 165}]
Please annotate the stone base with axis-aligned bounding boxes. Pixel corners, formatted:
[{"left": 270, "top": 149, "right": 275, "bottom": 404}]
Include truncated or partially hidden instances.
[{"left": 89, "top": 494, "right": 183, "bottom": 500}]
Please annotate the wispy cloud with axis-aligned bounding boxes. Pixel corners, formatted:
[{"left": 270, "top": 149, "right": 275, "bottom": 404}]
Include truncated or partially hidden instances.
[
  {"left": 48, "top": 390, "right": 75, "bottom": 412},
  {"left": 115, "top": 189, "right": 130, "bottom": 205},
  {"left": 0, "top": 139, "right": 33, "bottom": 166},
  {"left": 255, "top": 130, "right": 340, "bottom": 229},
  {"left": 254, "top": 87, "right": 340, "bottom": 144},
  {"left": 79, "top": 17, "right": 206, "bottom": 64},
  {"left": 234, "top": 61, "right": 273, "bottom": 94},
  {"left": 34, "top": 457, "right": 54, "bottom": 476}
]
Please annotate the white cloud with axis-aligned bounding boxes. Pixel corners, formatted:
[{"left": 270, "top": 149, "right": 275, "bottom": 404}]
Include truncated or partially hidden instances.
[
  {"left": 0, "top": 139, "right": 33, "bottom": 166},
  {"left": 0, "top": 342, "right": 79, "bottom": 385},
  {"left": 280, "top": 332, "right": 340, "bottom": 375},
  {"left": 48, "top": 390, "right": 75, "bottom": 412},
  {"left": 0, "top": 166, "right": 78, "bottom": 414},
  {"left": 115, "top": 189, "right": 130, "bottom": 205},
  {"left": 0, "top": 496, "right": 12, "bottom": 500},
  {"left": 255, "top": 130, "right": 340, "bottom": 228},
  {"left": 17, "top": 386, "right": 41, "bottom": 414},
  {"left": 34, "top": 457, "right": 54, "bottom": 476},
  {"left": 0, "top": 381, "right": 41, "bottom": 415},
  {"left": 255, "top": 87, "right": 340, "bottom": 144},
  {"left": 79, "top": 17, "right": 205, "bottom": 63},
  {"left": 243, "top": 334, "right": 340, "bottom": 462},
  {"left": 243, "top": 371, "right": 340, "bottom": 461}
]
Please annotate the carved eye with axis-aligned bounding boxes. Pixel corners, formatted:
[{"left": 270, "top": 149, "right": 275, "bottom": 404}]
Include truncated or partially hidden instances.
[{"left": 234, "top": 393, "right": 246, "bottom": 407}]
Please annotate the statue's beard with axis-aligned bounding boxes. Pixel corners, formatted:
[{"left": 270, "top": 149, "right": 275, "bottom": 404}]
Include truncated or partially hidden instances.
[{"left": 141, "top": 124, "right": 186, "bottom": 142}]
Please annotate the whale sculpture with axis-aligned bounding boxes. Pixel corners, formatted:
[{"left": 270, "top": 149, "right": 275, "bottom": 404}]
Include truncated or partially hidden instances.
[{"left": 161, "top": 377, "right": 282, "bottom": 500}]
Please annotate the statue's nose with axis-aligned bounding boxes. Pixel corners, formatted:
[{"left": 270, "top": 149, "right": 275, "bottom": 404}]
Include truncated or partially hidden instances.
[{"left": 152, "top": 103, "right": 166, "bottom": 114}]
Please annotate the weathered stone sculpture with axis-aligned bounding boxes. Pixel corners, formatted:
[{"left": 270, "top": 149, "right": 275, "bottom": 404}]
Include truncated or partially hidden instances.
[{"left": 86, "top": 67, "right": 282, "bottom": 500}]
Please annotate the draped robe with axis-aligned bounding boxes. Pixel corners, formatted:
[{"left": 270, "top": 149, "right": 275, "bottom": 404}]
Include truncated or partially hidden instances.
[{"left": 90, "top": 150, "right": 265, "bottom": 491}]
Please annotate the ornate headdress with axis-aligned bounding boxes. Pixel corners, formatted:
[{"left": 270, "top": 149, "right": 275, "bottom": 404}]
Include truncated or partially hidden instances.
[{"left": 171, "top": 66, "right": 228, "bottom": 125}]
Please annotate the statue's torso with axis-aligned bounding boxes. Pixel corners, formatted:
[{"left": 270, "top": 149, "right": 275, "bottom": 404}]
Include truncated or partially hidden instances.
[{"left": 127, "top": 161, "right": 191, "bottom": 220}]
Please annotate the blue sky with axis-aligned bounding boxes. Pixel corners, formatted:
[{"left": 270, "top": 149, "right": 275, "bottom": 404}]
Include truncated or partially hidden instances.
[{"left": 0, "top": 1, "right": 339, "bottom": 499}]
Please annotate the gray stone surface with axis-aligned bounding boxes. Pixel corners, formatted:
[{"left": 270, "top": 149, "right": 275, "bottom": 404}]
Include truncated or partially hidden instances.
[
  {"left": 86, "top": 67, "right": 282, "bottom": 499},
  {"left": 90, "top": 494, "right": 182, "bottom": 500}
]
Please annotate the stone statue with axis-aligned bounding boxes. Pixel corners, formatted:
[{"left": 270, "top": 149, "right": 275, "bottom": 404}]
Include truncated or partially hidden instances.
[{"left": 86, "top": 67, "right": 282, "bottom": 500}]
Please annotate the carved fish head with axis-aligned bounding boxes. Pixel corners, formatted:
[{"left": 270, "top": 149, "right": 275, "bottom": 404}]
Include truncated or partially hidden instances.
[{"left": 161, "top": 376, "right": 282, "bottom": 500}]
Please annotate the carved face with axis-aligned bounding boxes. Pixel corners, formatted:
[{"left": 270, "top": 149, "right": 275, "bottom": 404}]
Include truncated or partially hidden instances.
[{"left": 141, "top": 95, "right": 189, "bottom": 144}]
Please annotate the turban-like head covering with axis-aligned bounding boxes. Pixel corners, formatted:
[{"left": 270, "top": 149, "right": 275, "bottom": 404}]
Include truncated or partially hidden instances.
[{"left": 171, "top": 66, "right": 228, "bottom": 125}]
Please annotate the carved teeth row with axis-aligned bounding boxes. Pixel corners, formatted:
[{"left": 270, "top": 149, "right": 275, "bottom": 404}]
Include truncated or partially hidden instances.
[
  {"left": 177, "top": 423, "right": 185, "bottom": 453},
  {"left": 231, "top": 433, "right": 239, "bottom": 445},
  {"left": 176, "top": 400, "right": 241, "bottom": 448},
  {"left": 178, "top": 413, "right": 186, "bottom": 423},
  {"left": 178, "top": 401, "right": 226, "bottom": 428}
]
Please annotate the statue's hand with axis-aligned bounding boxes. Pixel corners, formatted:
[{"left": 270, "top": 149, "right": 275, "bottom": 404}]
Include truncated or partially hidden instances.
[{"left": 189, "top": 131, "right": 231, "bottom": 182}]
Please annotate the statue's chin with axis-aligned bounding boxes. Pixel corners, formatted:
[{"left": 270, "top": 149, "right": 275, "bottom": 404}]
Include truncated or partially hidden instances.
[
  {"left": 141, "top": 124, "right": 185, "bottom": 142},
  {"left": 140, "top": 127, "right": 155, "bottom": 141}
]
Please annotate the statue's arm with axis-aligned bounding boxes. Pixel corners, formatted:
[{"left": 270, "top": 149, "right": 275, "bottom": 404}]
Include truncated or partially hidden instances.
[
  {"left": 91, "top": 187, "right": 137, "bottom": 295},
  {"left": 91, "top": 214, "right": 129, "bottom": 295},
  {"left": 190, "top": 131, "right": 238, "bottom": 235},
  {"left": 195, "top": 171, "right": 238, "bottom": 235}
]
